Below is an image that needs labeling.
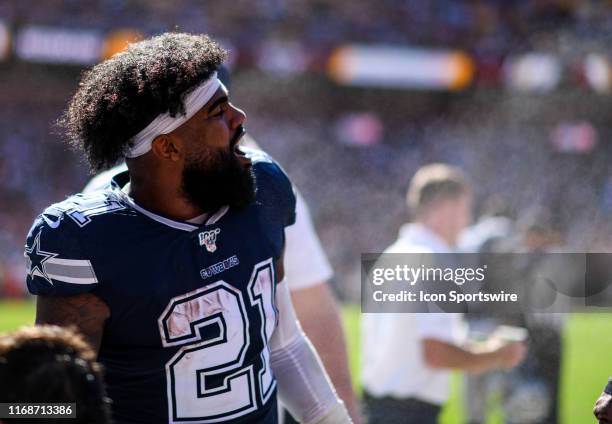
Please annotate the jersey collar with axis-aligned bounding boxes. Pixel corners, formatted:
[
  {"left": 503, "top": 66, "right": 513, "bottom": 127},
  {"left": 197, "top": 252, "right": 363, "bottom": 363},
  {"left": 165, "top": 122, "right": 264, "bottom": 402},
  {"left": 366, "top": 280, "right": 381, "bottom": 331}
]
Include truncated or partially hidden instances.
[{"left": 110, "top": 171, "right": 229, "bottom": 232}]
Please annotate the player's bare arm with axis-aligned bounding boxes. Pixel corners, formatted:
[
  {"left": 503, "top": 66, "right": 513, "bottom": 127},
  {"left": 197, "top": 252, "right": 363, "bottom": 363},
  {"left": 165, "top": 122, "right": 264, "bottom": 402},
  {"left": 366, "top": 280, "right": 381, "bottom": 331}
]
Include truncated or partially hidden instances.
[
  {"left": 291, "top": 284, "right": 362, "bottom": 424},
  {"left": 35, "top": 293, "right": 110, "bottom": 354},
  {"left": 270, "top": 252, "right": 352, "bottom": 424}
]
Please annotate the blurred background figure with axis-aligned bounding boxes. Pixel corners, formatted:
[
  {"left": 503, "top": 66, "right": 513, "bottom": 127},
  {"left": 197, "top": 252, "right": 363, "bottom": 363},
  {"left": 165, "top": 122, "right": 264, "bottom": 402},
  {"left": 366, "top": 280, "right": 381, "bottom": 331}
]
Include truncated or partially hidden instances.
[
  {"left": 361, "top": 164, "right": 526, "bottom": 424},
  {"left": 502, "top": 207, "right": 567, "bottom": 424},
  {"left": 459, "top": 197, "right": 517, "bottom": 424},
  {"left": 0, "top": 325, "right": 111, "bottom": 424},
  {"left": 459, "top": 195, "right": 515, "bottom": 255},
  {"left": 461, "top": 206, "right": 569, "bottom": 424}
]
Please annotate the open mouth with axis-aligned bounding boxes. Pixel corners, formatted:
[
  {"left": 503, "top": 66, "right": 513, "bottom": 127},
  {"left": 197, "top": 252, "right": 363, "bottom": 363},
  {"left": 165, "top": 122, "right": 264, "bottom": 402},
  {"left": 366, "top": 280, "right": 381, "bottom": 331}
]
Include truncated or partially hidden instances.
[
  {"left": 233, "top": 143, "right": 246, "bottom": 157},
  {"left": 230, "top": 126, "right": 251, "bottom": 165},
  {"left": 230, "top": 126, "right": 246, "bottom": 154}
]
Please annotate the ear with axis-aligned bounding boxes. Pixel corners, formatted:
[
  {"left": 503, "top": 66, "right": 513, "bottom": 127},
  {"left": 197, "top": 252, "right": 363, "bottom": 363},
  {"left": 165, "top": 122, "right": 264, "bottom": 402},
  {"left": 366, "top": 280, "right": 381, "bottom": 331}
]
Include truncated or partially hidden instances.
[{"left": 151, "top": 134, "right": 182, "bottom": 162}]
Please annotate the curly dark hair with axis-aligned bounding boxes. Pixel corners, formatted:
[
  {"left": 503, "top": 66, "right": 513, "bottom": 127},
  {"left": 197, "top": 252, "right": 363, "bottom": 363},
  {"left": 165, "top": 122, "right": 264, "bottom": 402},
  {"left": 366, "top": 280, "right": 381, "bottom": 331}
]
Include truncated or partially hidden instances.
[
  {"left": 58, "top": 33, "right": 227, "bottom": 172},
  {"left": 0, "top": 325, "right": 111, "bottom": 424}
]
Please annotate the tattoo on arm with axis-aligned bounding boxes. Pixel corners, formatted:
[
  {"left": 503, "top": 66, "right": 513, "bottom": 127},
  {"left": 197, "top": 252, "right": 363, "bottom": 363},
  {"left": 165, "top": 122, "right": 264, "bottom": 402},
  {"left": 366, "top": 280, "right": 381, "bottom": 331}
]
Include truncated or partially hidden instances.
[{"left": 35, "top": 293, "right": 110, "bottom": 354}]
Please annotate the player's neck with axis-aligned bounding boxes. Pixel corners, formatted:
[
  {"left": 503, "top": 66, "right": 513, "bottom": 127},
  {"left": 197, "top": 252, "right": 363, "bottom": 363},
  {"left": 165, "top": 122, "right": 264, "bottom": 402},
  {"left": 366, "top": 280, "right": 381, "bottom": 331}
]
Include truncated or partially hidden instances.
[{"left": 127, "top": 179, "right": 205, "bottom": 222}]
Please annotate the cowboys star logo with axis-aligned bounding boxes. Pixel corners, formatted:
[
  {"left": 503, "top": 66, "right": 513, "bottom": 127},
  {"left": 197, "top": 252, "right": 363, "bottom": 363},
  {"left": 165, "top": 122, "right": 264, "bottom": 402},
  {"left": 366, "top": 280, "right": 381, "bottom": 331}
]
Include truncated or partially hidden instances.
[{"left": 24, "top": 230, "right": 57, "bottom": 284}]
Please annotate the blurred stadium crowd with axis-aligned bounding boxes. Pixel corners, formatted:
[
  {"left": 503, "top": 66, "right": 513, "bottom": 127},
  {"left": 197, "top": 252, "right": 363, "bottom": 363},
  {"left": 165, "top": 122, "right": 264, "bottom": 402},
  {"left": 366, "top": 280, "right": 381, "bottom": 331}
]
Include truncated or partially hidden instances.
[
  {"left": 3, "top": 0, "right": 612, "bottom": 52},
  {"left": 2, "top": 0, "right": 612, "bottom": 300}
]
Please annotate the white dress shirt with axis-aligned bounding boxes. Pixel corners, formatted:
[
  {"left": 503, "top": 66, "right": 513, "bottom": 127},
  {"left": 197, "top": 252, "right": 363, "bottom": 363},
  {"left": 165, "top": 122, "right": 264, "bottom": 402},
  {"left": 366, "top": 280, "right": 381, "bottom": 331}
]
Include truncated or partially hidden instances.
[
  {"left": 283, "top": 190, "right": 333, "bottom": 290},
  {"left": 361, "top": 223, "right": 466, "bottom": 405}
]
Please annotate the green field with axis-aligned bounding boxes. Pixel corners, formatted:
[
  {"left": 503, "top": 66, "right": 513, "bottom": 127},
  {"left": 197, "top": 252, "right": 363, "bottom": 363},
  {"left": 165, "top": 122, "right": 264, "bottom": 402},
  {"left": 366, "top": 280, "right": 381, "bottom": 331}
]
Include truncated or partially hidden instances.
[{"left": 1, "top": 301, "right": 609, "bottom": 423}]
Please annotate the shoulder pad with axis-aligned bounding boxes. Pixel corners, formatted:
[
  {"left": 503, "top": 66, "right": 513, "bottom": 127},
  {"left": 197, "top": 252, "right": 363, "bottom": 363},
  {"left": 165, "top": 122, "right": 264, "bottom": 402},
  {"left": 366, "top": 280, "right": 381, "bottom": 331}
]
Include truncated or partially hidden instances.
[
  {"left": 41, "top": 190, "right": 128, "bottom": 229},
  {"left": 23, "top": 191, "right": 125, "bottom": 296},
  {"left": 245, "top": 149, "right": 296, "bottom": 228}
]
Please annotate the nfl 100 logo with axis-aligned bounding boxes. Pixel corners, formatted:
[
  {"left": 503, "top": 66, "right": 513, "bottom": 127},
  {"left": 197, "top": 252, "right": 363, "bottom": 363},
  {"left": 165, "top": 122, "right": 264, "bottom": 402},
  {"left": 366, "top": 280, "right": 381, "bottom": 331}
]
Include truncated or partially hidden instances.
[{"left": 199, "top": 228, "right": 221, "bottom": 252}]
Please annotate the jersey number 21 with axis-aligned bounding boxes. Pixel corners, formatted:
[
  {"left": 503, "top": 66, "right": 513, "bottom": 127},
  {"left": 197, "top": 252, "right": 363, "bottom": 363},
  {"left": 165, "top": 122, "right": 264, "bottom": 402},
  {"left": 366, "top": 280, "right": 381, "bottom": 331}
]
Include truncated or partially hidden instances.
[{"left": 158, "top": 258, "right": 277, "bottom": 423}]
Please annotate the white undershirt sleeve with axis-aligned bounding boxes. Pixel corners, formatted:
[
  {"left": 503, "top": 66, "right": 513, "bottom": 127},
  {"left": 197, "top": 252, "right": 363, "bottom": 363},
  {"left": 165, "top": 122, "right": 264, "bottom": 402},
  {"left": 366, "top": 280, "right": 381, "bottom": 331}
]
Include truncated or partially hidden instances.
[
  {"left": 270, "top": 280, "right": 352, "bottom": 424},
  {"left": 283, "top": 190, "right": 333, "bottom": 291}
]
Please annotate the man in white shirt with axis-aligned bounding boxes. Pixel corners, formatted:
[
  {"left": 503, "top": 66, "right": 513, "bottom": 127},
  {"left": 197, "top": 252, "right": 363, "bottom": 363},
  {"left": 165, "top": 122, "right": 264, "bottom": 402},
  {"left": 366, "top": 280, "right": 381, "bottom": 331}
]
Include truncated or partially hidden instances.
[{"left": 362, "top": 163, "right": 525, "bottom": 423}]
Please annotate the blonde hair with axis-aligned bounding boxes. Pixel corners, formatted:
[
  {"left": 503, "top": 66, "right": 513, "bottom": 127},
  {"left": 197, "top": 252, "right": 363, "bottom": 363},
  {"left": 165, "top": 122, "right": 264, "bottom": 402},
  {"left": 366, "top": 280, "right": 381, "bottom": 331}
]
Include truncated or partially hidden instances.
[{"left": 407, "top": 163, "right": 471, "bottom": 215}]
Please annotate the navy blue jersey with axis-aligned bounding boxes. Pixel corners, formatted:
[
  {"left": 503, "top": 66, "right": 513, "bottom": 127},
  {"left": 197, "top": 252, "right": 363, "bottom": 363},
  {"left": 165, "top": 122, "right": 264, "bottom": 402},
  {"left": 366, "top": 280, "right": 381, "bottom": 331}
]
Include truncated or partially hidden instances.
[{"left": 25, "top": 149, "right": 295, "bottom": 424}]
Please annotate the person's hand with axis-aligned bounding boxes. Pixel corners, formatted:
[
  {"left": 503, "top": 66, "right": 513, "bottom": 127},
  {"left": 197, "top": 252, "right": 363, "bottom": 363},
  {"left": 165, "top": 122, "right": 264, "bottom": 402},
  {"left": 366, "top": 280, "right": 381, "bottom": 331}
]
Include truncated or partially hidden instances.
[
  {"left": 493, "top": 341, "right": 526, "bottom": 369},
  {"left": 593, "top": 391, "right": 612, "bottom": 423}
]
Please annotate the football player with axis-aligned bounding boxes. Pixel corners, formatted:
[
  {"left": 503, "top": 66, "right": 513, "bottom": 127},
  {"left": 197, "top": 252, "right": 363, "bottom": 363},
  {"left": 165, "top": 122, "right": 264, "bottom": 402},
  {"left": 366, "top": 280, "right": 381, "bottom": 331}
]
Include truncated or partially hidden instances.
[
  {"left": 24, "top": 33, "right": 351, "bottom": 424},
  {"left": 82, "top": 67, "right": 361, "bottom": 424}
]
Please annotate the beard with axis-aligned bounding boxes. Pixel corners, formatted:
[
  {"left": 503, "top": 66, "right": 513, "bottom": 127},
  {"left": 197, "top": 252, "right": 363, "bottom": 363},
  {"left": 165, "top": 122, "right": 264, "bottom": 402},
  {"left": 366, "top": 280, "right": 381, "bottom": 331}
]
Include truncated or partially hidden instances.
[{"left": 181, "top": 147, "right": 256, "bottom": 214}]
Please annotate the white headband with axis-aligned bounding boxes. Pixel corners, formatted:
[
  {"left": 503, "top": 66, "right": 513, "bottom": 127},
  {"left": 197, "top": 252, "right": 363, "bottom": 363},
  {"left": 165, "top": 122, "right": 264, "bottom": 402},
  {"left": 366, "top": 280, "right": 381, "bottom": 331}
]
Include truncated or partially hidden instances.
[{"left": 125, "top": 72, "right": 223, "bottom": 158}]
